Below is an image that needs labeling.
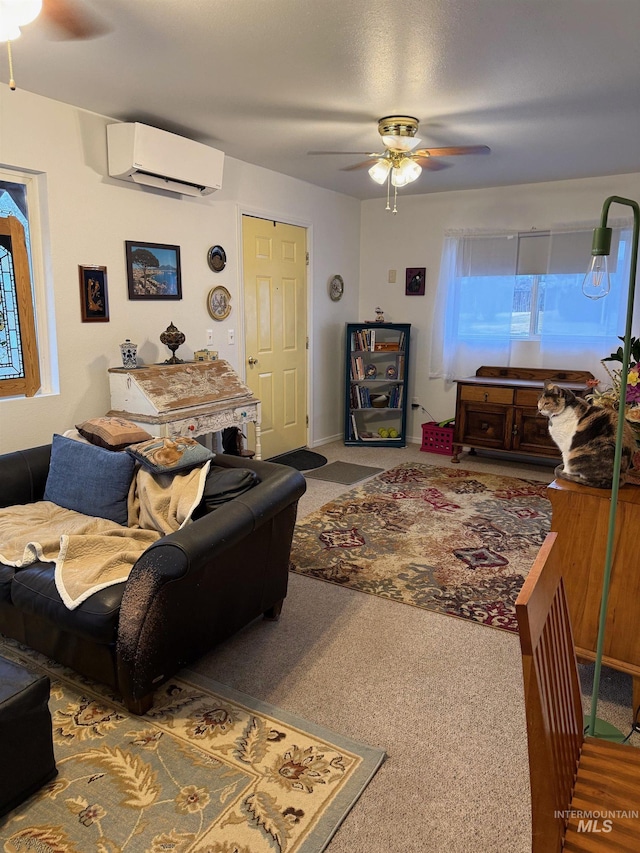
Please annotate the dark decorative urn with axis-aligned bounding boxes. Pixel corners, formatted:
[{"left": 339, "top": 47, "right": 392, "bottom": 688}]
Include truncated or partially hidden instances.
[{"left": 160, "top": 321, "right": 186, "bottom": 364}]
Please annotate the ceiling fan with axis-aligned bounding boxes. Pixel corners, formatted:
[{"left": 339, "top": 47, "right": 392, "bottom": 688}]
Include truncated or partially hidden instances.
[
  {"left": 309, "top": 115, "right": 490, "bottom": 212},
  {"left": 0, "top": 0, "right": 108, "bottom": 89},
  {"left": 0, "top": 0, "right": 108, "bottom": 41}
]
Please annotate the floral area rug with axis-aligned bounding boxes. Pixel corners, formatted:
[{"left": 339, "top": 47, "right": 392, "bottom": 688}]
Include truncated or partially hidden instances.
[
  {"left": 290, "top": 463, "right": 552, "bottom": 633},
  {"left": 0, "top": 638, "right": 384, "bottom": 853}
]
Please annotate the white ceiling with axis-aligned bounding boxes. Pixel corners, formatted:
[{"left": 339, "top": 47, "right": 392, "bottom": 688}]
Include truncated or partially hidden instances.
[{"left": 5, "top": 0, "right": 640, "bottom": 200}]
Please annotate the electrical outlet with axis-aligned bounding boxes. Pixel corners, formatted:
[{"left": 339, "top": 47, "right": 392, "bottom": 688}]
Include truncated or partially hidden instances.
[
  {"left": 206, "top": 329, "right": 214, "bottom": 345},
  {"left": 228, "top": 329, "right": 235, "bottom": 345}
]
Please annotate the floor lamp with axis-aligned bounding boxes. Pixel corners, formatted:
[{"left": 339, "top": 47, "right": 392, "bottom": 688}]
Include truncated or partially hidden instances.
[{"left": 582, "top": 195, "right": 639, "bottom": 738}]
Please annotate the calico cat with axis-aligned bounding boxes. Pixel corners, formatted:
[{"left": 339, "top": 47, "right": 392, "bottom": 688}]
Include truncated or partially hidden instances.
[{"left": 537, "top": 380, "right": 635, "bottom": 489}]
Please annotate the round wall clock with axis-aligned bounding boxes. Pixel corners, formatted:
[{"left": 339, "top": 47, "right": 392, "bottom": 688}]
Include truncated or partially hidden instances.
[
  {"left": 329, "top": 274, "right": 344, "bottom": 301},
  {"left": 207, "top": 285, "right": 232, "bottom": 321},
  {"left": 207, "top": 245, "right": 227, "bottom": 272}
]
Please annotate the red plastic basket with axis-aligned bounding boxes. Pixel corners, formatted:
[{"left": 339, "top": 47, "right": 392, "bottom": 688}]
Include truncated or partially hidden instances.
[{"left": 420, "top": 421, "right": 454, "bottom": 456}]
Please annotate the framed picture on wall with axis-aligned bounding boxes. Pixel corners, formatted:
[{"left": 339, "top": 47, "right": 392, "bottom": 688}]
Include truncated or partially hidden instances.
[
  {"left": 125, "top": 241, "right": 182, "bottom": 300},
  {"left": 79, "top": 265, "right": 109, "bottom": 322},
  {"left": 405, "top": 267, "right": 426, "bottom": 296}
]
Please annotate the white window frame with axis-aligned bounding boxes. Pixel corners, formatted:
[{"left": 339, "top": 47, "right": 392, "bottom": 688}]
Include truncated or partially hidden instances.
[{"left": 0, "top": 167, "right": 58, "bottom": 398}]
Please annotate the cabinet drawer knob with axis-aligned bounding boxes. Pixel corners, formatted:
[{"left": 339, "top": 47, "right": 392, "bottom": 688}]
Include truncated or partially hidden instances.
[{"left": 483, "top": 392, "right": 489, "bottom": 402}]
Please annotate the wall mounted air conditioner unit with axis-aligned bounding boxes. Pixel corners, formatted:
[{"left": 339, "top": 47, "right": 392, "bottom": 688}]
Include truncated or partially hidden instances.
[{"left": 107, "top": 122, "right": 224, "bottom": 197}]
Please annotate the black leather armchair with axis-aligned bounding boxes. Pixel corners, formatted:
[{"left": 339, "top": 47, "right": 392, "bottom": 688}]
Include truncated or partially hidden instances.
[{"left": 0, "top": 445, "right": 306, "bottom": 714}]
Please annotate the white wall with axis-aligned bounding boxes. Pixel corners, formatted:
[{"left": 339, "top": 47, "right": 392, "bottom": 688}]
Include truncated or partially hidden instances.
[
  {"left": 3, "top": 83, "right": 640, "bottom": 455},
  {"left": 360, "top": 173, "right": 640, "bottom": 443},
  {"left": 0, "top": 85, "right": 361, "bottom": 453}
]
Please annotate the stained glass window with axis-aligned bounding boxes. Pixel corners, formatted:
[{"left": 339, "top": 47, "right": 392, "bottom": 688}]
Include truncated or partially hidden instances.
[{"left": 0, "top": 181, "right": 40, "bottom": 396}]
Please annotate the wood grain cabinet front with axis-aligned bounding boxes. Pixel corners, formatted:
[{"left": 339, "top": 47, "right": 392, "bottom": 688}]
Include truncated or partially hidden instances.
[{"left": 452, "top": 366, "right": 594, "bottom": 463}]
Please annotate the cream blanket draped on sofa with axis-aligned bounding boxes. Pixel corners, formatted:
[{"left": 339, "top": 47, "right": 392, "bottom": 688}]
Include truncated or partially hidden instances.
[{"left": 0, "top": 463, "right": 209, "bottom": 610}]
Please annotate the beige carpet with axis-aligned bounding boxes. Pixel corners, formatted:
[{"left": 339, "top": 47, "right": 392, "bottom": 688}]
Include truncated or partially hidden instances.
[{"left": 191, "top": 441, "right": 639, "bottom": 853}]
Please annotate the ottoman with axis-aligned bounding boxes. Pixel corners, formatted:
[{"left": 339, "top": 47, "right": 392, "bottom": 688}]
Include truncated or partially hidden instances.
[{"left": 0, "top": 655, "right": 57, "bottom": 817}]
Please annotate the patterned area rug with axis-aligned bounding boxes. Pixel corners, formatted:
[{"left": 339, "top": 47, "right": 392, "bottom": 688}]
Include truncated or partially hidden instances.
[
  {"left": 0, "top": 638, "right": 384, "bottom": 853},
  {"left": 290, "top": 463, "right": 552, "bottom": 633}
]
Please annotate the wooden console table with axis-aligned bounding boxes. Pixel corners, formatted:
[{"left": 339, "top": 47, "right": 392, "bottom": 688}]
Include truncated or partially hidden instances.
[
  {"left": 547, "top": 477, "right": 640, "bottom": 712},
  {"left": 107, "top": 360, "right": 262, "bottom": 458},
  {"left": 452, "top": 366, "right": 594, "bottom": 463}
]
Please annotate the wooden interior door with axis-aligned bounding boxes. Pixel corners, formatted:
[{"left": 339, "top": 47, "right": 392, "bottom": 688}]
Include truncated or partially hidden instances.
[{"left": 242, "top": 216, "right": 307, "bottom": 459}]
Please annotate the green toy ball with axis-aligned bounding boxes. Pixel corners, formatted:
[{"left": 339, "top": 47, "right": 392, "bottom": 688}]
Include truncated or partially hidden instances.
[
  {"left": 388, "top": 428, "right": 398, "bottom": 438},
  {"left": 378, "top": 428, "right": 389, "bottom": 438}
]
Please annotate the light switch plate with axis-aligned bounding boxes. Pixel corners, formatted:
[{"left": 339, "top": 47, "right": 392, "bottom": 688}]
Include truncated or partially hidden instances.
[{"left": 388, "top": 269, "right": 397, "bottom": 283}]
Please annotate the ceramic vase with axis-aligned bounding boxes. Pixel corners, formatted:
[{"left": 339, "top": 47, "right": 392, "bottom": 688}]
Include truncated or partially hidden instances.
[{"left": 120, "top": 339, "right": 138, "bottom": 369}]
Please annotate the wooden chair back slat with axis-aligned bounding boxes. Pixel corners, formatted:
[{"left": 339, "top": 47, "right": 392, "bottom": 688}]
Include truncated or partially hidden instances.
[
  {"left": 517, "top": 532, "right": 640, "bottom": 851},
  {"left": 516, "top": 532, "right": 583, "bottom": 851}
]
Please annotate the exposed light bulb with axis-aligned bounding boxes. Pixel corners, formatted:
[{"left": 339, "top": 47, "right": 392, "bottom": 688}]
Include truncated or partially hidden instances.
[
  {"left": 582, "top": 254, "right": 611, "bottom": 300},
  {"left": 368, "top": 159, "right": 391, "bottom": 185}
]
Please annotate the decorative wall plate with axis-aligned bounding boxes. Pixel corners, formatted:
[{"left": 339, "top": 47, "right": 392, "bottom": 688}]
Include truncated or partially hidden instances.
[
  {"left": 207, "top": 245, "right": 227, "bottom": 272},
  {"left": 207, "top": 285, "right": 232, "bottom": 321},
  {"left": 329, "top": 274, "right": 344, "bottom": 301}
]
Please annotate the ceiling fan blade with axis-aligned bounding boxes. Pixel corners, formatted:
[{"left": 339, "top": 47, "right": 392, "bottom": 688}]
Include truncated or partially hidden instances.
[
  {"left": 340, "top": 159, "right": 379, "bottom": 172},
  {"left": 42, "top": 0, "right": 111, "bottom": 40},
  {"left": 414, "top": 145, "right": 491, "bottom": 157},
  {"left": 307, "top": 151, "right": 377, "bottom": 156},
  {"left": 414, "top": 158, "right": 452, "bottom": 171}
]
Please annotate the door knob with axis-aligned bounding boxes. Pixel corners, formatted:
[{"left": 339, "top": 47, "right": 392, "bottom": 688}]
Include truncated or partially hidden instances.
[{"left": 248, "top": 356, "right": 258, "bottom": 365}]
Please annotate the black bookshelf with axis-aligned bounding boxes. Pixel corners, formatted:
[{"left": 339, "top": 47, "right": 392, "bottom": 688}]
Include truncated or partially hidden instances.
[{"left": 344, "top": 322, "right": 411, "bottom": 447}]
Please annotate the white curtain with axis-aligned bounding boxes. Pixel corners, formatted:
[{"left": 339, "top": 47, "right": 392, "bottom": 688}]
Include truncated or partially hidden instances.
[
  {"left": 430, "top": 231, "right": 518, "bottom": 381},
  {"left": 430, "top": 223, "right": 636, "bottom": 384}
]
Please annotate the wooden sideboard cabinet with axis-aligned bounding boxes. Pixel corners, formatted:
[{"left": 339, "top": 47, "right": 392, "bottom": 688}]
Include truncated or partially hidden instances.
[
  {"left": 547, "top": 477, "right": 640, "bottom": 714},
  {"left": 451, "top": 366, "right": 594, "bottom": 463}
]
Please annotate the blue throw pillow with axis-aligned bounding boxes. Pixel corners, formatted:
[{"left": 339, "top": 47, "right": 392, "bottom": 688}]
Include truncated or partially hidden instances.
[{"left": 44, "top": 433, "right": 136, "bottom": 525}]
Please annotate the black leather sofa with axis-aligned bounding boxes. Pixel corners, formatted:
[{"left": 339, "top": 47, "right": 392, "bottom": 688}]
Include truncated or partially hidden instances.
[{"left": 0, "top": 444, "right": 306, "bottom": 714}]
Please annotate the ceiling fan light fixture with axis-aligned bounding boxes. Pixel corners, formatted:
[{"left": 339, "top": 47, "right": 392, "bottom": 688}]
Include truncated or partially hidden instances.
[
  {"left": 381, "top": 134, "right": 422, "bottom": 153},
  {"left": 368, "top": 158, "right": 392, "bottom": 184},
  {"left": 0, "top": 19, "right": 20, "bottom": 40},
  {"left": 391, "top": 158, "right": 422, "bottom": 187},
  {"left": 0, "top": 0, "right": 42, "bottom": 41}
]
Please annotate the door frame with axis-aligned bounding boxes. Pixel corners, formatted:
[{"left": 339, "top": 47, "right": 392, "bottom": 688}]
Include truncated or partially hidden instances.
[{"left": 237, "top": 205, "right": 313, "bottom": 450}]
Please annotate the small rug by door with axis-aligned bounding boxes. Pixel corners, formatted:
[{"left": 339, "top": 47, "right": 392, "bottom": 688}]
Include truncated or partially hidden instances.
[
  {"left": 0, "top": 638, "right": 384, "bottom": 853},
  {"left": 305, "top": 461, "right": 384, "bottom": 485},
  {"left": 268, "top": 448, "right": 327, "bottom": 471},
  {"left": 290, "top": 462, "right": 552, "bottom": 633}
]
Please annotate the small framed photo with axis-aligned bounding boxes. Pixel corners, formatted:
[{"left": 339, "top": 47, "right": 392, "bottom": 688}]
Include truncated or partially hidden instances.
[
  {"left": 405, "top": 266, "right": 426, "bottom": 296},
  {"left": 79, "top": 265, "right": 109, "bottom": 322},
  {"left": 125, "top": 241, "right": 182, "bottom": 300}
]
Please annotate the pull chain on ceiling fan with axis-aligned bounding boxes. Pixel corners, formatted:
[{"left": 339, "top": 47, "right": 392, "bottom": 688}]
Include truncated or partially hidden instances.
[
  {"left": 309, "top": 115, "right": 491, "bottom": 213},
  {"left": 0, "top": 0, "right": 42, "bottom": 88}
]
